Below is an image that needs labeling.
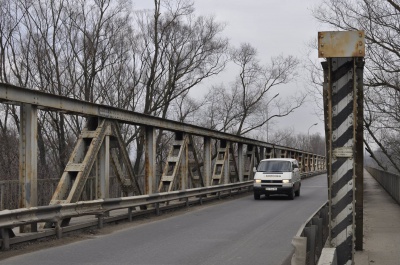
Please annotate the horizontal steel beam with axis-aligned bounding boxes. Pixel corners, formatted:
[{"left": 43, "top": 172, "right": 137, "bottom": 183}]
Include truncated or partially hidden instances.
[{"left": 0, "top": 83, "right": 317, "bottom": 155}]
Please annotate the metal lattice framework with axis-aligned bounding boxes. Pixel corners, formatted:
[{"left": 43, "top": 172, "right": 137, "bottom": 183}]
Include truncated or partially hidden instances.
[{"left": 0, "top": 82, "right": 326, "bottom": 232}]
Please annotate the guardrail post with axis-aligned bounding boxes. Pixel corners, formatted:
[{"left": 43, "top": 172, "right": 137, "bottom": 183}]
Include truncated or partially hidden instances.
[
  {"left": 55, "top": 221, "right": 62, "bottom": 239},
  {"left": 1, "top": 228, "right": 10, "bottom": 250},
  {"left": 155, "top": 202, "right": 160, "bottom": 216},
  {"left": 128, "top": 207, "right": 133, "bottom": 221},
  {"left": 97, "top": 214, "right": 104, "bottom": 229},
  {"left": 304, "top": 225, "right": 317, "bottom": 265},
  {"left": 312, "top": 217, "right": 323, "bottom": 257}
]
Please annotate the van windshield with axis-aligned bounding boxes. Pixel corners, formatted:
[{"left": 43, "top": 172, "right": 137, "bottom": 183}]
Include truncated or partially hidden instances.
[{"left": 257, "top": 161, "right": 291, "bottom": 172}]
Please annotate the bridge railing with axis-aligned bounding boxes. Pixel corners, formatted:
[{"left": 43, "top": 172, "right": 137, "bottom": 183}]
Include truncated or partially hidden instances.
[
  {"left": 366, "top": 166, "right": 400, "bottom": 205},
  {"left": 291, "top": 201, "right": 329, "bottom": 265},
  {"left": 0, "top": 181, "right": 252, "bottom": 250}
]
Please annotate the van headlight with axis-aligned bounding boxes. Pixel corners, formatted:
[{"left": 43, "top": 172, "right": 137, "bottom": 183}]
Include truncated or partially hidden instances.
[
  {"left": 254, "top": 179, "right": 261, "bottom": 183},
  {"left": 282, "top": 179, "right": 290, "bottom": 183}
]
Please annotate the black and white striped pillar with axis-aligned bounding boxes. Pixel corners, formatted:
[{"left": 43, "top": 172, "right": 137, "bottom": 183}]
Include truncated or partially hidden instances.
[
  {"left": 323, "top": 57, "right": 361, "bottom": 265},
  {"left": 319, "top": 30, "right": 365, "bottom": 265}
]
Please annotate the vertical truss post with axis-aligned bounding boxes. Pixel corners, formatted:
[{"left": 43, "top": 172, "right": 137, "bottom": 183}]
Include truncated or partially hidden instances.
[
  {"left": 181, "top": 136, "right": 188, "bottom": 190},
  {"left": 260, "top": 147, "right": 265, "bottom": 160},
  {"left": 203, "top": 137, "right": 211, "bottom": 187},
  {"left": 98, "top": 135, "right": 110, "bottom": 199},
  {"left": 238, "top": 143, "right": 244, "bottom": 182},
  {"left": 319, "top": 30, "right": 365, "bottom": 265},
  {"left": 145, "top": 126, "right": 156, "bottom": 194},
  {"left": 243, "top": 145, "right": 255, "bottom": 181},
  {"left": 223, "top": 141, "right": 230, "bottom": 184},
  {"left": 211, "top": 140, "right": 229, "bottom": 185},
  {"left": 19, "top": 104, "right": 38, "bottom": 233}
]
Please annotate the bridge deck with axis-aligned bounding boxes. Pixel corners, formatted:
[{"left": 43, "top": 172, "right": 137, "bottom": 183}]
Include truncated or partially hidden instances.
[{"left": 354, "top": 169, "right": 400, "bottom": 265}]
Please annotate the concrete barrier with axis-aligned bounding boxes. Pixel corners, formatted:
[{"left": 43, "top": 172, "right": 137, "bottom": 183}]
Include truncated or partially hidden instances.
[{"left": 317, "top": 248, "right": 337, "bottom": 265}]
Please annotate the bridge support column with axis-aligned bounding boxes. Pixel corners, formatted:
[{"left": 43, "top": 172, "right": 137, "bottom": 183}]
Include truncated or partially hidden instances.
[
  {"left": 319, "top": 30, "right": 365, "bottom": 264},
  {"left": 19, "top": 103, "right": 38, "bottom": 233},
  {"left": 224, "top": 141, "right": 230, "bottom": 184},
  {"left": 145, "top": 127, "right": 156, "bottom": 194},
  {"left": 98, "top": 134, "right": 110, "bottom": 199},
  {"left": 203, "top": 137, "right": 211, "bottom": 187},
  {"left": 238, "top": 143, "right": 244, "bottom": 182}
]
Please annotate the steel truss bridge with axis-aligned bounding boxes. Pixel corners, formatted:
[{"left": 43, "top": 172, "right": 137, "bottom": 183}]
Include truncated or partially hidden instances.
[
  {"left": 0, "top": 82, "right": 325, "bottom": 249},
  {"left": 0, "top": 30, "right": 366, "bottom": 265}
]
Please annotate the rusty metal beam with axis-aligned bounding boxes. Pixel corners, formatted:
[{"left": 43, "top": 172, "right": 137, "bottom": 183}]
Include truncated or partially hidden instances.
[
  {"left": 98, "top": 135, "right": 110, "bottom": 199},
  {"left": 204, "top": 137, "right": 211, "bottom": 187},
  {"left": 145, "top": 127, "right": 156, "bottom": 194},
  {"left": 238, "top": 143, "right": 244, "bottom": 182},
  {"left": 0, "top": 83, "right": 315, "bottom": 155},
  {"left": 19, "top": 104, "right": 38, "bottom": 233}
]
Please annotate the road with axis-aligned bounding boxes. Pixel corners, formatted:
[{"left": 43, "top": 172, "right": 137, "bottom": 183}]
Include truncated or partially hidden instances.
[{"left": 0, "top": 174, "right": 327, "bottom": 265}]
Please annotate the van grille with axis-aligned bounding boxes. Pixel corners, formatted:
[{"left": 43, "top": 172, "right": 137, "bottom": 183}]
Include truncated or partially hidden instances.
[{"left": 261, "top": 180, "right": 282, "bottom": 183}]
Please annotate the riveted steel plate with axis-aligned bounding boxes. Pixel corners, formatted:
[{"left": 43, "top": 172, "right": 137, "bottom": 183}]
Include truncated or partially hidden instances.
[{"left": 318, "top": 31, "right": 365, "bottom": 58}]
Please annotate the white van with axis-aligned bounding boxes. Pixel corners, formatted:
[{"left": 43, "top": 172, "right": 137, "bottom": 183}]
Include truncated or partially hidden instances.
[{"left": 253, "top": 158, "right": 301, "bottom": 200}]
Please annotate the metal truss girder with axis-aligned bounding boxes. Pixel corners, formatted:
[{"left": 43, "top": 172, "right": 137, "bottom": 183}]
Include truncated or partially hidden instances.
[
  {"left": 0, "top": 83, "right": 308, "bottom": 154},
  {"left": 211, "top": 141, "right": 230, "bottom": 185},
  {"left": 110, "top": 122, "right": 142, "bottom": 195},
  {"left": 228, "top": 144, "right": 239, "bottom": 183},
  {"left": 110, "top": 149, "right": 129, "bottom": 192},
  {"left": 187, "top": 136, "right": 204, "bottom": 188},
  {"left": 159, "top": 134, "right": 189, "bottom": 192},
  {"left": 50, "top": 119, "right": 108, "bottom": 205}
]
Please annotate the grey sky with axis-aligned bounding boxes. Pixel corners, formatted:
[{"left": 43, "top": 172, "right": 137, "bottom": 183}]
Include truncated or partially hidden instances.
[{"left": 134, "top": 0, "right": 327, "bottom": 136}]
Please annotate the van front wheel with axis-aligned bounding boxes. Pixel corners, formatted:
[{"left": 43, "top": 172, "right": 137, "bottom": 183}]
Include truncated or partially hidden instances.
[
  {"left": 295, "top": 187, "right": 300, "bottom": 197},
  {"left": 254, "top": 192, "right": 261, "bottom": 200},
  {"left": 288, "top": 188, "right": 295, "bottom": 200}
]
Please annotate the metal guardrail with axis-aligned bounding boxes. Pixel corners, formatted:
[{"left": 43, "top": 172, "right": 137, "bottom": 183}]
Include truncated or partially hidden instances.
[
  {"left": 0, "top": 181, "right": 252, "bottom": 250},
  {"left": 366, "top": 166, "right": 400, "bottom": 205},
  {"left": 291, "top": 201, "right": 329, "bottom": 265}
]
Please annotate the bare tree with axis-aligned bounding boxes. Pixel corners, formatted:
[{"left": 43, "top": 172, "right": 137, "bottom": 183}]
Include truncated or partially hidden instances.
[
  {"left": 269, "top": 128, "right": 325, "bottom": 155},
  {"left": 131, "top": 0, "right": 229, "bottom": 174},
  {"left": 201, "top": 43, "right": 305, "bottom": 137}
]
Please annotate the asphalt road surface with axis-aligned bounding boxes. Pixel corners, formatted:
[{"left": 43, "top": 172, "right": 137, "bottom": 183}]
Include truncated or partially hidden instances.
[{"left": 0, "top": 174, "right": 327, "bottom": 265}]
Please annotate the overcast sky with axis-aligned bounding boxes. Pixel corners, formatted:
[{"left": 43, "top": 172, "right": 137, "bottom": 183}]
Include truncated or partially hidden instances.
[{"left": 134, "top": 0, "right": 328, "bottom": 136}]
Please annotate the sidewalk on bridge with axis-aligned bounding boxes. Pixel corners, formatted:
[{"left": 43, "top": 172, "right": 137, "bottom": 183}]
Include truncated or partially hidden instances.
[{"left": 354, "top": 169, "right": 400, "bottom": 265}]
